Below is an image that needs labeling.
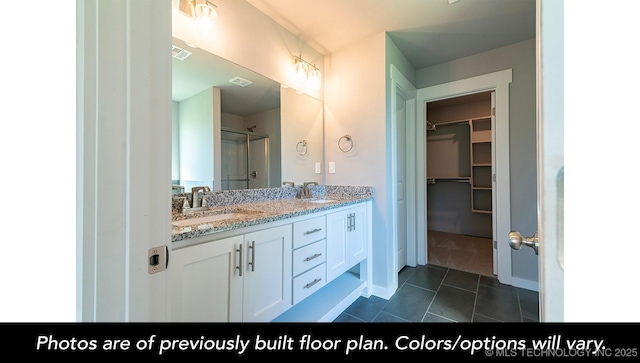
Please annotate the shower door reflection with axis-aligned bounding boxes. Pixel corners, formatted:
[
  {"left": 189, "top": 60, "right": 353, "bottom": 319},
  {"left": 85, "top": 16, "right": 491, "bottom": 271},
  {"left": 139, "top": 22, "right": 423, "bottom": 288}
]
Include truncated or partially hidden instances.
[{"left": 221, "top": 127, "right": 269, "bottom": 190}]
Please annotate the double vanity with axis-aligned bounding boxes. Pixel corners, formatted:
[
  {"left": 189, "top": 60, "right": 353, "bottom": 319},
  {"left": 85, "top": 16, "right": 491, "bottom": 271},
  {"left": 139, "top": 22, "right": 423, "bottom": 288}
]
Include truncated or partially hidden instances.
[{"left": 169, "top": 185, "right": 373, "bottom": 322}]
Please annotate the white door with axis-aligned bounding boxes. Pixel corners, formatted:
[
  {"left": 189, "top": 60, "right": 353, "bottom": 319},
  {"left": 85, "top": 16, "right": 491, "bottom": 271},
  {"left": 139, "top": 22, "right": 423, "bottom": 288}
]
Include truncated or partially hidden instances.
[
  {"left": 78, "top": 0, "right": 172, "bottom": 322},
  {"left": 390, "top": 66, "right": 417, "bottom": 273},
  {"left": 536, "top": 0, "right": 564, "bottom": 321},
  {"left": 509, "top": 0, "right": 563, "bottom": 321}
]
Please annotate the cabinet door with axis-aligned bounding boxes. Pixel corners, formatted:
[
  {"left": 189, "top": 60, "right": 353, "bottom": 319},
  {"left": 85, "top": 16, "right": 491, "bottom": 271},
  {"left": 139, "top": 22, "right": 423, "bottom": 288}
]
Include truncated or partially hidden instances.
[
  {"left": 347, "top": 205, "right": 367, "bottom": 264},
  {"left": 326, "top": 209, "right": 349, "bottom": 282},
  {"left": 169, "top": 235, "right": 243, "bottom": 322},
  {"left": 326, "top": 205, "right": 368, "bottom": 282},
  {"left": 242, "top": 224, "right": 293, "bottom": 322}
]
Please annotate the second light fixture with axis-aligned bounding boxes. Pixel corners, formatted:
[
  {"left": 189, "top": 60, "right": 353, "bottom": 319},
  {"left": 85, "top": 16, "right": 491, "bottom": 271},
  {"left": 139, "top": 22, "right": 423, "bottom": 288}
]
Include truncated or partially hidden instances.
[{"left": 294, "top": 56, "right": 322, "bottom": 90}]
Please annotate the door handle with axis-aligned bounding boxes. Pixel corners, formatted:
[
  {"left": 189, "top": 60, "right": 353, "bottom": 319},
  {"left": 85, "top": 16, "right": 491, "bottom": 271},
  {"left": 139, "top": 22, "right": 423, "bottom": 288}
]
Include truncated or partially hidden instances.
[{"left": 508, "top": 231, "right": 539, "bottom": 255}]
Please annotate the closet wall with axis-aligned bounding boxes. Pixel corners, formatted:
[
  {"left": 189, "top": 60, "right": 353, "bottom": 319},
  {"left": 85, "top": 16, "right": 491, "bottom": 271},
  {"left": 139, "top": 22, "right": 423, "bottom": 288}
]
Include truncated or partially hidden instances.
[{"left": 426, "top": 92, "right": 493, "bottom": 238}]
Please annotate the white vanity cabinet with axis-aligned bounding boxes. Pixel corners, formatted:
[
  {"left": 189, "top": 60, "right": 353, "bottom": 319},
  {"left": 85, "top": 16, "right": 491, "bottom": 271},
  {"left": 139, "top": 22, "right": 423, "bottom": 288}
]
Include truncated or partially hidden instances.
[
  {"left": 169, "top": 224, "right": 292, "bottom": 322},
  {"left": 170, "top": 199, "right": 372, "bottom": 323},
  {"left": 326, "top": 204, "right": 367, "bottom": 282},
  {"left": 169, "top": 235, "right": 243, "bottom": 322}
]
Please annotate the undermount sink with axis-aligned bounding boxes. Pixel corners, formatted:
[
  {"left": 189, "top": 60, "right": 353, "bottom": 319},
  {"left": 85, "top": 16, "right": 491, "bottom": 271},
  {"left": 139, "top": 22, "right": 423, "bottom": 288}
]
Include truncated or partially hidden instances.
[
  {"left": 172, "top": 211, "right": 250, "bottom": 227},
  {"left": 304, "top": 199, "right": 337, "bottom": 204}
]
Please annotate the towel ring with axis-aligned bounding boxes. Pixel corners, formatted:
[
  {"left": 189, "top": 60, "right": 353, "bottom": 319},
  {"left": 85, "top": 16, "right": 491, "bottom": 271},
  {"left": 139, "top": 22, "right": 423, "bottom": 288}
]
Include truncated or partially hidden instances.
[
  {"left": 296, "top": 140, "right": 309, "bottom": 156},
  {"left": 338, "top": 135, "right": 354, "bottom": 152}
]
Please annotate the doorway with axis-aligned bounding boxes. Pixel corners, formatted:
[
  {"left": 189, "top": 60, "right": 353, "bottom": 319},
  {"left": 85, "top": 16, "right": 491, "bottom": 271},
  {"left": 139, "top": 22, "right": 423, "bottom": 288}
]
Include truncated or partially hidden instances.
[
  {"left": 414, "top": 69, "right": 513, "bottom": 285},
  {"left": 425, "top": 91, "right": 495, "bottom": 276}
]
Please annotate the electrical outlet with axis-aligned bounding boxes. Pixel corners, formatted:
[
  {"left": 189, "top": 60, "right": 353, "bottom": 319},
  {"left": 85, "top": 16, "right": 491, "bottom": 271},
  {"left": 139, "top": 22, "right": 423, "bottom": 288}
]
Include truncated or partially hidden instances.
[
  {"left": 315, "top": 162, "right": 321, "bottom": 174},
  {"left": 329, "top": 162, "right": 335, "bottom": 174}
]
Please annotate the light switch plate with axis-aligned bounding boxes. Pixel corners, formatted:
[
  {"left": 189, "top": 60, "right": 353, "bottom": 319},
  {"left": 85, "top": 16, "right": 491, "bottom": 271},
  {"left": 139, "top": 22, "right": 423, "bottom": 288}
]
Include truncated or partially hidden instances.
[
  {"left": 329, "top": 162, "right": 335, "bottom": 174},
  {"left": 315, "top": 162, "right": 321, "bottom": 174}
]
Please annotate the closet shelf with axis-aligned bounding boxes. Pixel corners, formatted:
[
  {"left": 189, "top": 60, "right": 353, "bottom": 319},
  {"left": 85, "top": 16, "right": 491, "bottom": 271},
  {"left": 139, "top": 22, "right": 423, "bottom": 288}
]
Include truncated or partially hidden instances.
[
  {"left": 472, "top": 163, "right": 491, "bottom": 167},
  {"left": 472, "top": 139, "right": 491, "bottom": 143}
]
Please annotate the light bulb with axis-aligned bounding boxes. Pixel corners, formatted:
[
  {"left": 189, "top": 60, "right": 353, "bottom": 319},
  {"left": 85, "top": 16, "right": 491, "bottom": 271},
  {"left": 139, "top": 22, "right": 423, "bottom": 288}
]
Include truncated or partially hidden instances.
[
  {"left": 195, "top": 3, "right": 217, "bottom": 38},
  {"left": 310, "top": 68, "right": 322, "bottom": 90},
  {"left": 295, "top": 59, "right": 308, "bottom": 81}
]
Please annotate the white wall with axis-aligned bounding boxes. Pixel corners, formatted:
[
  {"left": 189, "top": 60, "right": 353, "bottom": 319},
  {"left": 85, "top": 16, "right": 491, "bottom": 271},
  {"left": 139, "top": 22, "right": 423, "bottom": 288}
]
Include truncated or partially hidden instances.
[
  {"left": 324, "top": 33, "right": 389, "bottom": 289},
  {"left": 178, "top": 87, "right": 215, "bottom": 191},
  {"left": 281, "top": 87, "right": 324, "bottom": 186},
  {"left": 416, "top": 39, "right": 539, "bottom": 282}
]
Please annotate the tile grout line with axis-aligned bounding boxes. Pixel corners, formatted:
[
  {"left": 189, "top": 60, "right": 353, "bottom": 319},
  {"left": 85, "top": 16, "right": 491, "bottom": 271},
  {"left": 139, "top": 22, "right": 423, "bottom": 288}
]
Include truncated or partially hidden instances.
[
  {"left": 470, "top": 274, "right": 480, "bottom": 322},
  {"left": 421, "top": 267, "right": 450, "bottom": 322}
]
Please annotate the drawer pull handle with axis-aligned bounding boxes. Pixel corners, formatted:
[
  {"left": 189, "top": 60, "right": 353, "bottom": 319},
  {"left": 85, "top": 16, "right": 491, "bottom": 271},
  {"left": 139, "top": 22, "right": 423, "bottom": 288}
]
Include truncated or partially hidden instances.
[
  {"left": 304, "top": 278, "right": 322, "bottom": 289},
  {"left": 304, "top": 253, "right": 322, "bottom": 262},
  {"left": 304, "top": 228, "right": 322, "bottom": 235}
]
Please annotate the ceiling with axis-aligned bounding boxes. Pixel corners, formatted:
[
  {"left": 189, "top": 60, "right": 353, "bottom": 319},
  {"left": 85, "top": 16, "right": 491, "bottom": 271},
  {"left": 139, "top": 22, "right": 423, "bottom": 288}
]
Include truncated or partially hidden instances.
[
  {"left": 247, "top": 0, "right": 536, "bottom": 69},
  {"left": 173, "top": 0, "right": 536, "bottom": 113}
]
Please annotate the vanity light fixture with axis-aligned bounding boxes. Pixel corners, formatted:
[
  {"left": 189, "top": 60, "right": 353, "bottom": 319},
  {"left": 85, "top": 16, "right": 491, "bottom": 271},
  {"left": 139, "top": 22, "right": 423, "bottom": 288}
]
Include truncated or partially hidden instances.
[
  {"left": 294, "top": 56, "right": 308, "bottom": 81},
  {"left": 293, "top": 55, "right": 322, "bottom": 90},
  {"left": 174, "top": 0, "right": 218, "bottom": 38}
]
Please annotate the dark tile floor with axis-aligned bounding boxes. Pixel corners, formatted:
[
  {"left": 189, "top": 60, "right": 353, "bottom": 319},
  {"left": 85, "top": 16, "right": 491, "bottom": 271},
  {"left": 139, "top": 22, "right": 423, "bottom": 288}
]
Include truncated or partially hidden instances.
[{"left": 334, "top": 264, "right": 539, "bottom": 323}]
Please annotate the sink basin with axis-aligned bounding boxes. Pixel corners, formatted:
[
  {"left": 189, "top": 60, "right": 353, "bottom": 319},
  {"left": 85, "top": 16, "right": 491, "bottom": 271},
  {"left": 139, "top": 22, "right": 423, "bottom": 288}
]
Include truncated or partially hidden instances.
[
  {"left": 172, "top": 212, "right": 249, "bottom": 227},
  {"left": 305, "top": 199, "right": 336, "bottom": 204}
]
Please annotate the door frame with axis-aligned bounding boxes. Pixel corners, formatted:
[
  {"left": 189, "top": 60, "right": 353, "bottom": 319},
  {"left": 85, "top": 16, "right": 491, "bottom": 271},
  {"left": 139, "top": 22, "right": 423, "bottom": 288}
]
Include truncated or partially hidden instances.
[
  {"left": 415, "top": 69, "right": 514, "bottom": 285},
  {"left": 390, "top": 65, "right": 417, "bottom": 286}
]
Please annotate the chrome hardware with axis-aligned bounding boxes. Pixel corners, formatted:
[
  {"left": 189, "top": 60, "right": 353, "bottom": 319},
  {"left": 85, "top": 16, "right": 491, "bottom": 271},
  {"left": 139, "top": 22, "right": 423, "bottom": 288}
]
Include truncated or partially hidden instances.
[
  {"left": 248, "top": 241, "right": 255, "bottom": 271},
  {"left": 304, "top": 278, "right": 322, "bottom": 289},
  {"left": 304, "top": 228, "right": 322, "bottom": 235},
  {"left": 148, "top": 246, "right": 168, "bottom": 274},
  {"left": 301, "top": 181, "right": 318, "bottom": 198},
  {"left": 508, "top": 231, "right": 539, "bottom": 255},
  {"left": 347, "top": 213, "right": 356, "bottom": 232},
  {"left": 236, "top": 244, "right": 243, "bottom": 277},
  {"left": 303, "top": 253, "right": 322, "bottom": 262}
]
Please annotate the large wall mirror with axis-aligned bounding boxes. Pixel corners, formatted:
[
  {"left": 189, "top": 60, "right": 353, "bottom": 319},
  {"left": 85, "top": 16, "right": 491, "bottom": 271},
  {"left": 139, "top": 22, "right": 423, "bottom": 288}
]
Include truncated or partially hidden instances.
[{"left": 171, "top": 37, "right": 324, "bottom": 194}]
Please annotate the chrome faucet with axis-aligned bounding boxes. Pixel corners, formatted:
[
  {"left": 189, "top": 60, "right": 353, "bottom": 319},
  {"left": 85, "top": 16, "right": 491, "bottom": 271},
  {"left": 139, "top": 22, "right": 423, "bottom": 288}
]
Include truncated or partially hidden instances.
[
  {"left": 282, "top": 181, "right": 295, "bottom": 188},
  {"left": 191, "top": 186, "right": 210, "bottom": 208},
  {"left": 302, "top": 182, "right": 318, "bottom": 198}
]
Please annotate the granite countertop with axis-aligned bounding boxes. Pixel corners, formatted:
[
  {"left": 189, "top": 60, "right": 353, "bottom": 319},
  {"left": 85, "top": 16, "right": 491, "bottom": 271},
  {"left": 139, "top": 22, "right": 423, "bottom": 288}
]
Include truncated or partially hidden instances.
[{"left": 171, "top": 186, "right": 373, "bottom": 242}]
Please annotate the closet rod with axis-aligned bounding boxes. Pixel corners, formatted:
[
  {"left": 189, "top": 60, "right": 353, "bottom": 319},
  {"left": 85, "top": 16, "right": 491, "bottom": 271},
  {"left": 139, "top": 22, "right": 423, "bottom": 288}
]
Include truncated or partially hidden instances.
[
  {"left": 426, "top": 119, "right": 469, "bottom": 131},
  {"left": 427, "top": 177, "right": 470, "bottom": 184}
]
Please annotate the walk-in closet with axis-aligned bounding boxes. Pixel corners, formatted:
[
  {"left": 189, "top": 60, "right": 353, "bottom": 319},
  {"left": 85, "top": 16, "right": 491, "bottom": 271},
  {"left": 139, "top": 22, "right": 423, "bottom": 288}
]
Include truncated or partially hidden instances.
[{"left": 426, "top": 91, "right": 495, "bottom": 276}]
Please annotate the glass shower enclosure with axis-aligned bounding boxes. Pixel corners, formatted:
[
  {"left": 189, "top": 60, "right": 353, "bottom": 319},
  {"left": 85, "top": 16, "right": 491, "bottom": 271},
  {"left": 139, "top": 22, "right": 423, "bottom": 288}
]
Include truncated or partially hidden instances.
[{"left": 220, "top": 127, "right": 269, "bottom": 190}]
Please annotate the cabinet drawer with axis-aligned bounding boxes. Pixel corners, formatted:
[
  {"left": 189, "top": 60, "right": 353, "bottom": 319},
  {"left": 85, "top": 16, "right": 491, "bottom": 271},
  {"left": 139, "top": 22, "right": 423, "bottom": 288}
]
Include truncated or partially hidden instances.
[
  {"left": 292, "top": 239, "right": 326, "bottom": 277},
  {"left": 292, "top": 263, "right": 326, "bottom": 305},
  {"left": 293, "top": 215, "right": 326, "bottom": 248}
]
